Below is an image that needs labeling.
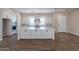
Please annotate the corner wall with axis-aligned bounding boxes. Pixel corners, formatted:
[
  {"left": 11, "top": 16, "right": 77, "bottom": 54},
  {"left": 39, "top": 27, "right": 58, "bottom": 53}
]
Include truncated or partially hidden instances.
[
  {"left": 20, "top": 13, "right": 70, "bottom": 33},
  {"left": 69, "top": 9, "right": 79, "bottom": 36},
  {"left": 0, "top": 9, "right": 2, "bottom": 41},
  {"left": 2, "top": 8, "right": 21, "bottom": 36},
  {"left": 0, "top": 8, "right": 21, "bottom": 41},
  {"left": 52, "top": 12, "right": 70, "bottom": 32}
]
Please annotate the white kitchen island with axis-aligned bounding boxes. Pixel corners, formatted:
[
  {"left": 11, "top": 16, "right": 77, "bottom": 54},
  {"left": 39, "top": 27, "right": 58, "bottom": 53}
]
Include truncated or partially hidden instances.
[{"left": 18, "top": 27, "right": 55, "bottom": 40}]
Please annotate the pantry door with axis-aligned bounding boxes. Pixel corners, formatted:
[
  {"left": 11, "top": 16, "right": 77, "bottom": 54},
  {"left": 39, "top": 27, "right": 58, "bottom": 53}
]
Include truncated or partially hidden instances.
[{"left": 57, "top": 15, "right": 66, "bottom": 32}]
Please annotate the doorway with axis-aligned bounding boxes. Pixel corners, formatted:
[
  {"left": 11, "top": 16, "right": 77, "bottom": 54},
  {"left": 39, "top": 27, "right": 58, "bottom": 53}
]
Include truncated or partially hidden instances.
[{"left": 2, "top": 18, "right": 10, "bottom": 37}]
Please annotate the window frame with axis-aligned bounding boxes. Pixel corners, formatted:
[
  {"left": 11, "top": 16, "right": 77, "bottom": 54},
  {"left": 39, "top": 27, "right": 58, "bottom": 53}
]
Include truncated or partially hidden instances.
[{"left": 28, "top": 16, "right": 46, "bottom": 30}]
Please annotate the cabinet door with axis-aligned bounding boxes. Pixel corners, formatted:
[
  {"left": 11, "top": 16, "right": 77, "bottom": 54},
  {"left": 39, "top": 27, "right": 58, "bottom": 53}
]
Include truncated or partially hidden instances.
[
  {"left": 38, "top": 30, "right": 52, "bottom": 39},
  {"left": 31, "top": 30, "right": 39, "bottom": 39},
  {"left": 20, "top": 30, "right": 31, "bottom": 39},
  {"left": 31, "top": 30, "right": 46, "bottom": 39},
  {"left": 39, "top": 30, "right": 45, "bottom": 39},
  {"left": 46, "top": 29, "right": 53, "bottom": 38}
]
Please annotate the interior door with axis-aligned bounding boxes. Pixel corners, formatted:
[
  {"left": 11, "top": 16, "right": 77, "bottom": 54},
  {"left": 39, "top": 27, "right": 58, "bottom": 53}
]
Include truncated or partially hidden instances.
[{"left": 57, "top": 15, "right": 66, "bottom": 32}]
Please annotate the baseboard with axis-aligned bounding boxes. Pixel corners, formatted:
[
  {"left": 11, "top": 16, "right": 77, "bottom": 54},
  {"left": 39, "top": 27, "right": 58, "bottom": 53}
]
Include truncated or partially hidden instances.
[
  {"left": 20, "top": 38, "right": 53, "bottom": 40},
  {"left": 69, "top": 32, "right": 79, "bottom": 36},
  {"left": 56, "top": 32, "right": 79, "bottom": 36},
  {"left": 6, "top": 33, "right": 17, "bottom": 36}
]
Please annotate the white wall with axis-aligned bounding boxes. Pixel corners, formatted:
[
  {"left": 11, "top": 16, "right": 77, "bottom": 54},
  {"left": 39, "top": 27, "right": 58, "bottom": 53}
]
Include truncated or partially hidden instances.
[
  {"left": 3, "top": 19, "right": 7, "bottom": 36},
  {"left": 20, "top": 13, "right": 69, "bottom": 32},
  {"left": 69, "top": 9, "right": 79, "bottom": 35},
  {"left": 0, "top": 8, "right": 21, "bottom": 40},
  {"left": 21, "top": 13, "right": 53, "bottom": 26},
  {"left": 1, "top": 8, "right": 21, "bottom": 36},
  {"left": 0, "top": 9, "right": 2, "bottom": 41},
  {"left": 52, "top": 12, "right": 70, "bottom": 32}
]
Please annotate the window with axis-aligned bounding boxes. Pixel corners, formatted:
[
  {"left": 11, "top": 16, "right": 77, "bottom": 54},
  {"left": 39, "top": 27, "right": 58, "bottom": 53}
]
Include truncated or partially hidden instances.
[
  {"left": 29, "top": 17, "right": 35, "bottom": 26},
  {"left": 11, "top": 16, "right": 17, "bottom": 31},
  {"left": 40, "top": 17, "right": 46, "bottom": 29},
  {"left": 28, "top": 16, "right": 35, "bottom": 29},
  {"left": 28, "top": 16, "right": 46, "bottom": 30},
  {"left": 11, "top": 16, "right": 17, "bottom": 25}
]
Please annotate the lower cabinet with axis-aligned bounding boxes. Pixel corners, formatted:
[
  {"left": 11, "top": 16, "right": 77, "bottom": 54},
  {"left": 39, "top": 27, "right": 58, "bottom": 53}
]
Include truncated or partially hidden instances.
[{"left": 19, "top": 29, "right": 54, "bottom": 39}]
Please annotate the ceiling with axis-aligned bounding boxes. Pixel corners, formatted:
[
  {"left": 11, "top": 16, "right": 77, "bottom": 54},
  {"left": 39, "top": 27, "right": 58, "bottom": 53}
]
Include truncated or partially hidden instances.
[{"left": 12, "top": 8, "right": 78, "bottom": 13}]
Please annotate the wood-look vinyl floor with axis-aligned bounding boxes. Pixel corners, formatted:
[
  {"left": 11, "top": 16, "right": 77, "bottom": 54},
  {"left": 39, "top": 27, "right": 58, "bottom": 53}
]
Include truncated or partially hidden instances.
[{"left": 0, "top": 33, "right": 79, "bottom": 51}]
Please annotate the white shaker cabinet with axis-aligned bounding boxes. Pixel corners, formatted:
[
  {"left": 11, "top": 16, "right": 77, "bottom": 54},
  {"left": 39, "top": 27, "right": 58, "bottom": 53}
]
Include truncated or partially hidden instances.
[{"left": 19, "top": 28, "right": 55, "bottom": 40}]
